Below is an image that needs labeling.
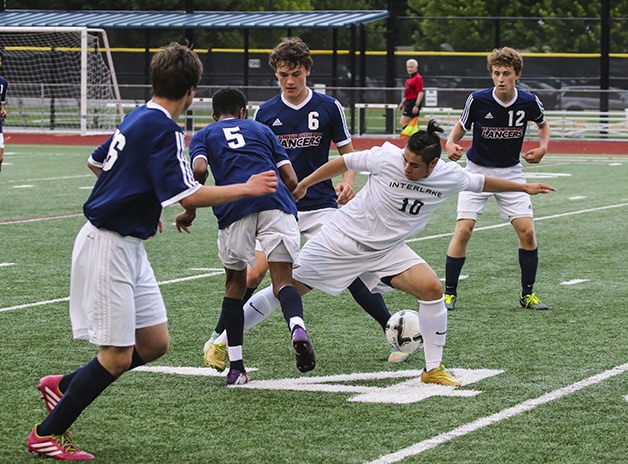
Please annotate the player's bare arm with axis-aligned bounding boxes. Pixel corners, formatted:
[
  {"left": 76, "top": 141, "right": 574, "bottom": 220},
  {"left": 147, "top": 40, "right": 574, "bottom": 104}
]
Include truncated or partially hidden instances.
[
  {"left": 293, "top": 156, "right": 347, "bottom": 202},
  {"left": 446, "top": 122, "right": 467, "bottom": 162},
  {"left": 278, "top": 163, "right": 298, "bottom": 192},
  {"left": 482, "top": 175, "right": 556, "bottom": 194},
  {"left": 88, "top": 161, "right": 102, "bottom": 177},
  {"left": 523, "top": 121, "right": 550, "bottom": 164},
  {"left": 335, "top": 143, "right": 356, "bottom": 205},
  {"left": 177, "top": 170, "right": 278, "bottom": 233},
  {"left": 192, "top": 157, "right": 209, "bottom": 184}
]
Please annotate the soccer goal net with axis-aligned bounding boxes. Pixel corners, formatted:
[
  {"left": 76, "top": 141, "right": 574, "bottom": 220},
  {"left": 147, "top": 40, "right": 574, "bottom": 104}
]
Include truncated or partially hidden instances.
[{"left": 0, "top": 27, "right": 123, "bottom": 135}]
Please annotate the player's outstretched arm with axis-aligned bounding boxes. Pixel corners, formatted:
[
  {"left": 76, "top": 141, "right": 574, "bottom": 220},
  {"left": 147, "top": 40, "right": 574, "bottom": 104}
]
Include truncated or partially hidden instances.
[
  {"left": 181, "top": 170, "right": 277, "bottom": 209},
  {"left": 177, "top": 170, "right": 278, "bottom": 233},
  {"left": 293, "top": 156, "right": 348, "bottom": 202},
  {"left": 483, "top": 175, "right": 556, "bottom": 195}
]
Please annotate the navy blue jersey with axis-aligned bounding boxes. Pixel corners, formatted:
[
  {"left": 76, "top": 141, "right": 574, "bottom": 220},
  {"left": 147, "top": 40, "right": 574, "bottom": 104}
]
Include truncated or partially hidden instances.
[
  {"left": 254, "top": 89, "right": 351, "bottom": 212},
  {"left": 460, "top": 88, "right": 546, "bottom": 167},
  {"left": 190, "top": 118, "right": 297, "bottom": 229},
  {"left": 0, "top": 76, "right": 7, "bottom": 105},
  {"left": 84, "top": 102, "right": 200, "bottom": 239},
  {"left": 0, "top": 75, "right": 7, "bottom": 132}
]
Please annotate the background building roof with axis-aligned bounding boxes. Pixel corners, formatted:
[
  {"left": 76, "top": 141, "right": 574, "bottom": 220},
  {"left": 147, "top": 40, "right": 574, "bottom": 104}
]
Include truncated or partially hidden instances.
[{"left": 0, "top": 9, "right": 389, "bottom": 29}]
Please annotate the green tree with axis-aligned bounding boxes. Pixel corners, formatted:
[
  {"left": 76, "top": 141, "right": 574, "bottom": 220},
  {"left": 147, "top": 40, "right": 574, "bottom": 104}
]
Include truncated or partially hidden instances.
[{"left": 407, "top": 0, "right": 628, "bottom": 53}]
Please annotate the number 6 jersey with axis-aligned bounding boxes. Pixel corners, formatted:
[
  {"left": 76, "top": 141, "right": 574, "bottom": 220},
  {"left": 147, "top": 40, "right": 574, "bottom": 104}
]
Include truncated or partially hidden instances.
[{"left": 254, "top": 88, "right": 351, "bottom": 212}]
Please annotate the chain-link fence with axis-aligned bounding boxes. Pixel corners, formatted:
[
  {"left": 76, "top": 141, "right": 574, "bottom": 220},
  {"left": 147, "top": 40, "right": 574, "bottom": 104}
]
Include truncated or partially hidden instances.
[{"left": 4, "top": 83, "right": 628, "bottom": 140}]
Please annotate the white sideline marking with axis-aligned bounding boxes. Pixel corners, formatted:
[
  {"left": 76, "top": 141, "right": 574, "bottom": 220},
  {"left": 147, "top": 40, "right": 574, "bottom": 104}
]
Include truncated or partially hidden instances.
[
  {"left": 439, "top": 274, "right": 467, "bottom": 282},
  {"left": 131, "top": 367, "right": 503, "bottom": 403},
  {"left": 365, "top": 363, "right": 628, "bottom": 464},
  {"left": 569, "top": 196, "right": 587, "bottom": 200},
  {"left": 4, "top": 174, "right": 91, "bottom": 183},
  {"left": 406, "top": 202, "right": 628, "bottom": 243},
  {"left": 0, "top": 296, "right": 70, "bottom": 313},
  {"left": 2, "top": 202, "right": 627, "bottom": 312},
  {"left": 561, "top": 279, "right": 590, "bottom": 285},
  {"left": 0, "top": 271, "right": 225, "bottom": 312},
  {"left": 0, "top": 262, "right": 15, "bottom": 267},
  {"left": 134, "top": 365, "right": 258, "bottom": 377},
  {"left": 0, "top": 213, "right": 83, "bottom": 225},
  {"left": 239, "top": 368, "right": 502, "bottom": 404},
  {"left": 524, "top": 172, "right": 572, "bottom": 179},
  {"left": 12, "top": 184, "right": 34, "bottom": 188}
]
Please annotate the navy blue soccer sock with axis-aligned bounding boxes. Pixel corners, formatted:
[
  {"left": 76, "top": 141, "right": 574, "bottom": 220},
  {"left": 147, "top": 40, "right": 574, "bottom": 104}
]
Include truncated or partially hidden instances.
[
  {"left": 214, "top": 287, "right": 256, "bottom": 334},
  {"left": 347, "top": 278, "right": 391, "bottom": 331},
  {"left": 445, "top": 256, "right": 466, "bottom": 295},
  {"left": 38, "top": 357, "right": 117, "bottom": 436},
  {"left": 519, "top": 248, "right": 539, "bottom": 296},
  {"left": 277, "top": 285, "right": 303, "bottom": 322},
  {"left": 57, "top": 348, "right": 144, "bottom": 394},
  {"left": 221, "top": 297, "right": 245, "bottom": 348}
]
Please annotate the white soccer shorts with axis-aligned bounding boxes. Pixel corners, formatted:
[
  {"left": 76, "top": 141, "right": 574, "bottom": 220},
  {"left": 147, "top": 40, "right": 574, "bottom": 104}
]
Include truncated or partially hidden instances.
[
  {"left": 69, "top": 222, "right": 167, "bottom": 347},
  {"left": 293, "top": 223, "right": 425, "bottom": 296},
  {"left": 457, "top": 160, "right": 533, "bottom": 222},
  {"left": 218, "top": 210, "right": 300, "bottom": 271},
  {"left": 253, "top": 207, "right": 337, "bottom": 252}
]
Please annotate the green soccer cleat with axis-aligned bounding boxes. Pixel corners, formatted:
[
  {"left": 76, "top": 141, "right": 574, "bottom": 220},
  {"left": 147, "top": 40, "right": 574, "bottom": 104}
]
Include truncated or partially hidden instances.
[
  {"left": 202, "top": 331, "right": 220, "bottom": 355},
  {"left": 519, "top": 293, "right": 549, "bottom": 310},
  {"left": 388, "top": 350, "right": 411, "bottom": 363},
  {"left": 444, "top": 294, "right": 457, "bottom": 310}
]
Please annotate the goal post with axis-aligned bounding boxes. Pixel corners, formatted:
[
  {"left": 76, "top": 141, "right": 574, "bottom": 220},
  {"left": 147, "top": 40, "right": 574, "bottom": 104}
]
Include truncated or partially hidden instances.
[{"left": 0, "top": 26, "right": 123, "bottom": 135}]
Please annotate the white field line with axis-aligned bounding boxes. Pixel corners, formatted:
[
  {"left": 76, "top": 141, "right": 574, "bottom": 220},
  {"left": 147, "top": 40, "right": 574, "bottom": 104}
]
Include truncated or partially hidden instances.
[
  {"left": 0, "top": 270, "right": 225, "bottom": 313},
  {"left": 3, "top": 174, "right": 92, "bottom": 184},
  {"left": 365, "top": 363, "right": 628, "bottom": 464},
  {"left": 406, "top": 202, "right": 628, "bottom": 243},
  {"left": 0, "top": 213, "right": 84, "bottom": 225},
  {"left": 2, "top": 202, "right": 627, "bottom": 312}
]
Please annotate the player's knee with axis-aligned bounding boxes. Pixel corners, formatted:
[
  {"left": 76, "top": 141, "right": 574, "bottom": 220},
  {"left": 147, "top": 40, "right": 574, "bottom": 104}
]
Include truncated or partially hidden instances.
[
  {"left": 247, "top": 267, "right": 267, "bottom": 287},
  {"left": 101, "top": 352, "right": 134, "bottom": 377},
  {"left": 149, "top": 338, "right": 170, "bottom": 362},
  {"left": 454, "top": 224, "right": 474, "bottom": 243},
  {"left": 419, "top": 278, "right": 444, "bottom": 301}
]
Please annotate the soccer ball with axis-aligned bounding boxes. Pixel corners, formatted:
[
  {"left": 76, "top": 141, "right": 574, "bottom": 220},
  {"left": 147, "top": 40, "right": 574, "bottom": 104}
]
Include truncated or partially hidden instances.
[{"left": 385, "top": 310, "right": 423, "bottom": 354}]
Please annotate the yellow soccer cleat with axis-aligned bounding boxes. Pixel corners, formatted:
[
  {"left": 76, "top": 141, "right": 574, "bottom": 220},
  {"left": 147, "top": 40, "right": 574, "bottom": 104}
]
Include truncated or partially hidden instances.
[
  {"left": 519, "top": 293, "right": 549, "bottom": 310},
  {"left": 444, "top": 294, "right": 457, "bottom": 310},
  {"left": 420, "top": 363, "right": 461, "bottom": 386},
  {"left": 204, "top": 342, "right": 227, "bottom": 373}
]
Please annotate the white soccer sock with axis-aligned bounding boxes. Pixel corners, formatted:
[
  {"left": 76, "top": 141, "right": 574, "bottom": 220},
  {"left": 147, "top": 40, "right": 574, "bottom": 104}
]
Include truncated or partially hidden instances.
[
  {"left": 418, "top": 297, "right": 447, "bottom": 372},
  {"left": 227, "top": 345, "right": 243, "bottom": 362},
  {"left": 215, "top": 286, "right": 280, "bottom": 345},
  {"left": 289, "top": 317, "right": 306, "bottom": 333}
]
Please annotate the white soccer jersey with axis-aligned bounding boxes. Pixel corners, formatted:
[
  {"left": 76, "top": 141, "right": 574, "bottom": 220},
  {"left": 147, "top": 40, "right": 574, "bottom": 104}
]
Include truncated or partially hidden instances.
[{"left": 331, "top": 142, "right": 485, "bottom": 250}]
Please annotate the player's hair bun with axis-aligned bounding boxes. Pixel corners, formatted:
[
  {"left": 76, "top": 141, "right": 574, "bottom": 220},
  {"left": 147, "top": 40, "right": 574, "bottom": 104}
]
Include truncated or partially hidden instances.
[{"left": 427, "top": 119, "right": 444, "bottom": 134}]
